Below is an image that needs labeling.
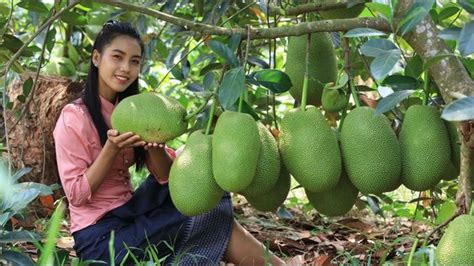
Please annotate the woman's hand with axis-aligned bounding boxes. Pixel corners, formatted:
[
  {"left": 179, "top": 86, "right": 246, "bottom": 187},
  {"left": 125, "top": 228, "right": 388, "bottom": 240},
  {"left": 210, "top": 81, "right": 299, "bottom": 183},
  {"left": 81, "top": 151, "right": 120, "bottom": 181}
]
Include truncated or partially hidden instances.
[
  {"left": 106, "top": 129, "right": 145, "bottom": 152},
  {"left": 143, "top": 142, "right": 165, "bottom": 151}
]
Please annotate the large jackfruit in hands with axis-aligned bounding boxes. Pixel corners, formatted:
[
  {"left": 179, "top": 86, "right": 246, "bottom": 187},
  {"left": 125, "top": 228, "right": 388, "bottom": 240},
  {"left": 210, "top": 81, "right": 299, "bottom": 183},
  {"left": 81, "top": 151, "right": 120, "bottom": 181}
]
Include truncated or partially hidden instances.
[
  {"left": 279, "top": 106, "right": 341, "bottom": 192},
  {"left": 286, "top": 33, "right": 337, "bottom": 106},
  {"left": 400, "top": 105, "right": 451, "bottom": 191},
  {"left": 241, "top": 122, "right": 280, "bottom": 198},
  {"left": 340, "top": 107, "right": 401, "bottom": 194},
  {"left": 111, "top": 93, "right": 187, "bottom": 143},
  {"left": 169, "top": 131, "right": 224, "bottom": 216},
  {"left": 435, "top": 215, "right": 474, "bottom": 265},
  {"left": 245, "top": 167, "right": 291, "bottom": 212},
  {"left": 305, "top": 169, "right": 358, "bottom": 216},
  {"left": 212, "top": 111, "right": 260, "bottom": 192}
]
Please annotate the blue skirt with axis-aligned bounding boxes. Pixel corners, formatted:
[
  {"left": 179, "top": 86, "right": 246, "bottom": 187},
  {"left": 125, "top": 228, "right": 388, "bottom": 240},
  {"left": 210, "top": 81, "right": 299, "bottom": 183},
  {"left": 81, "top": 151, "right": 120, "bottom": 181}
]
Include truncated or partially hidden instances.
[{"left": 73, "top": 175, "right": 233, "bottom": 265}]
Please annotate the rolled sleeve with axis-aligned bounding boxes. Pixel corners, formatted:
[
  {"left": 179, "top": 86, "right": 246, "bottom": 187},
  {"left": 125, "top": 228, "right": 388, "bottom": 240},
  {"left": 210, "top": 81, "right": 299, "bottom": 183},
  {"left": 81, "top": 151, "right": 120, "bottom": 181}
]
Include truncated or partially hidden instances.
[
  {"left": 145, "top": 147, "right": 176, "bottom": 184},
  {"left": 53, "top": 105, "right": 94, "bottom": 206}
]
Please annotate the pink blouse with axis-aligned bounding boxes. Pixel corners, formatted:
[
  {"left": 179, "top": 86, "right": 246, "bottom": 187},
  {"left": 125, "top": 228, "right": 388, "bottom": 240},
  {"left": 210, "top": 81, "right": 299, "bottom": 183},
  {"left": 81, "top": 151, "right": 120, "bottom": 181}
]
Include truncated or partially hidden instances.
[{"left": 53, "top": 96, "right": 174, "bottom": 233}]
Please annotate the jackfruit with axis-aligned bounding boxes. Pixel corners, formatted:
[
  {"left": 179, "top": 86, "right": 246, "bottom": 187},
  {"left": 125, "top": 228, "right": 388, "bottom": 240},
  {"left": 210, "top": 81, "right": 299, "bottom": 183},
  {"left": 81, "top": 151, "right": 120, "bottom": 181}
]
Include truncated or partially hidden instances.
[
  {"left": 305, "top": 169, "right": 358, "bottom": 216},
  {"left": 212, "top": 111, "right": 260, "bottom": 192},
  {"left": 318, "top": 0, "right": 365, "bottom": 20},
  {"left": 400, "top": 105, "right": 451, "bottom": 191},
  {"left": 245, "top": 167, "right": 291, "bottom": 212},
  {"left": 279, "top": 106, "right": 341, "bottom": 192},
  {"left": 241, "top": 123, "right": 280, "bottom": 197},
  {"left": 443, "top": 121, "right": 460, "bottom": 180},
  {"left": 340, "top": 107, "right": 401, "bottom": 194},
  {"left": 169, "top": 131, "right": 224, "bottom": 216},
  {"left": 111, "top": 93, "right": 187, "bottom": 143},
  {"left": 322, "top": 86, "right": 347, "bottom": 113},
  {"left": 435, "top": 214, "right": 474, "bottom": 265},
  {"left": 286, "top": 33, "right": 337, "bottom": 106}
]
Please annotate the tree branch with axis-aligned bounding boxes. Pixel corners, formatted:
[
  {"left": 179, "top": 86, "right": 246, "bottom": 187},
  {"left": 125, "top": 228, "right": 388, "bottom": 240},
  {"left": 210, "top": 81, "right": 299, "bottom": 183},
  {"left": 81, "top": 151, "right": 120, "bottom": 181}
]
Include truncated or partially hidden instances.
[
  {"left": 96, "top": 0, "right": 390, "bottom": 39},
  {"left": 269, "top": 0, "right": 369, "bottom": 16}
]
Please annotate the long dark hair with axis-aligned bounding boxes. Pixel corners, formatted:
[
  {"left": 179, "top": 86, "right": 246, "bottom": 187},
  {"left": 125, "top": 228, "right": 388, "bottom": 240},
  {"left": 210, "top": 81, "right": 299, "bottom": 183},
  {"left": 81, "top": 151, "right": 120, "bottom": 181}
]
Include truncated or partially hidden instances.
[{"left": 82, "top": 20, "right": 146, "bottom": 170}]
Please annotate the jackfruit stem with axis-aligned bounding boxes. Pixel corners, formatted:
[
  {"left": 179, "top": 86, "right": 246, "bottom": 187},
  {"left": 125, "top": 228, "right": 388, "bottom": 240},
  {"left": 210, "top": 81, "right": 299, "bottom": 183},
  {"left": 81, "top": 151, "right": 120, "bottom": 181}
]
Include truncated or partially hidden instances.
[
  {"left": 422, "top": 71, "right": 429, "bottom": 105},
  {"left": 205, "top": 95, "right": 217, "bottom": 135},
  {"left": 301, "top": 34, "right": 311, "bottom": 111},
  {"left": 238, "top": 91, "right": 244, "bottom": 113}
]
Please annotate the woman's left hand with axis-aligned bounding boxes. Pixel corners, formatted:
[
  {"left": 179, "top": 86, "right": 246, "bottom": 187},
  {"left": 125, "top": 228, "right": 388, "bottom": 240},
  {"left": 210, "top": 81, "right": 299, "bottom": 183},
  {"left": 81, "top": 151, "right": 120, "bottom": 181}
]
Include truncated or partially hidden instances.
[{"left": 143, "top": 142, "right": 165, "bottom": 151}]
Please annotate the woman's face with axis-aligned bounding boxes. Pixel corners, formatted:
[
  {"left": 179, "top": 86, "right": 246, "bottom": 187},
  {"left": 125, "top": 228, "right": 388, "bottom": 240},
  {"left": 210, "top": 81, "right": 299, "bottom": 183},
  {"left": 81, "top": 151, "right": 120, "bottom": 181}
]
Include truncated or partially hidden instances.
[{"left": 92, "top": 35, "right": 142, "bottom": 101}]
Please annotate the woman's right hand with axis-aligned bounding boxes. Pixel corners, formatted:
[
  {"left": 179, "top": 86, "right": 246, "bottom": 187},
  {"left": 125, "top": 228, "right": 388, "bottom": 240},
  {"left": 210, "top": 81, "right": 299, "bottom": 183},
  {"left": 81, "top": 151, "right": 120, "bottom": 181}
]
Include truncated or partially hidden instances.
[{"left": 106, "top": 129, "right": 145, "bottom": 152}]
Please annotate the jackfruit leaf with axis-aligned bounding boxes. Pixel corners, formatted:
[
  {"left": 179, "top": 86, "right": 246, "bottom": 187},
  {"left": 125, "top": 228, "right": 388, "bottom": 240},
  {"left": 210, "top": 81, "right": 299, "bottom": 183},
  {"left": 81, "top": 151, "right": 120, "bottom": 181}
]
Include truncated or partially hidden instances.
[
  {"left": 1, "top": 34, "right": 34, "bottom": 56},
  {"left": 248, "top": 69, "right": 292, "bottom": 93},
  {"left": 46, "top": 28, "right": 56, "bottom": 53},
  {"left": 3, "top": 188, "right": 40, "bottom": 212},
  {"left": 22, "top": 77, "right": 33, "bottom": 97},
  {"left": 208, "top": 40, "right": 239, "bottom": 67},
  {"left": 247, "top": 56, "right": 270, "bottom": 69},
  {"left": 459, "top": 0, "right": 474, "bottom": 14},
  {"left": 11, "top": 167, "right": 32, "bottom": 182},
  {"left": 345, "top": 28, "right": 387, "bottom": 38},
  {"left": 375, "top": 90, "right": 415, "bottom": 116},
  {"left": 438, "top": 6, "right": 460, "bottom": 21},
  {"left": 218, "top": 66, "right": 245, "bottom": 109},
  {"left": 186, "top": 83, "right": 204, "bottom": 92},
  {"left": 459, "top": 21, "right": 474, "bottom": 57},
  {"left": 0, "top": 212, "right": 12, "bottom": 226},
  {"left": 366, "top": 2, "right": 392, "bottom": 21},
  {"left": 423, "top": 54, "right": 456, "bottom": 72},
  {"left": 61, "top": 10, "right": 88, "bottom": 25},
  {"left": 405, "top": 54, "right": 423, "bottom": 78},
  {"left": 397, "top": 0, "right": 434, "bottom": 36},
  {"left": 439, "top": 27, "right": 461, "bottom": 41},
  {"left": 435, "top": 201, "right": 456, "bottom": 225},
  {"left": 0, "top": 250, "right": 35, "bottom": 265},
  {"left": 240, "top": 100, "right": 260, "bottom": 120},
  {"left": 441, "top": 96, "right": 474, "bottom": 121},
  {"left": 276, "top": 207, "right": 293, "bottom": 219},
  {"left": 360, "top": 39, "right": 398, "bottom": 57},
  {"left": 382, "top": 75, "right": 419, "bottom": 91},
  {"left": 203, "top": 71, "right": 217, "bottom": 91},
  {"left": 165, "top": 47, "right": 179, "bottom": 69},
  {"left": 16, "top": 95, "right": 26, "bottom": 103},
  {"left": 199, "top": 62, "right": 222, "bottom": 76},
  {"left": 17, "top": 0, "right": 49, "bottom": 13},
  {"left": 370, "top": 50, "right": 401, "bottom": 80},
  {"left": 17, "top": 182, "right": 53, "bottom": 196},
  {"left": 227, "top": 34, "right": 241, "bottom": 52},
  {"left": 0, "top": 231, "right": 41, "bottom": 243},
  {"left": 170, "top": 67, "right": 184, "bottom": 81}
]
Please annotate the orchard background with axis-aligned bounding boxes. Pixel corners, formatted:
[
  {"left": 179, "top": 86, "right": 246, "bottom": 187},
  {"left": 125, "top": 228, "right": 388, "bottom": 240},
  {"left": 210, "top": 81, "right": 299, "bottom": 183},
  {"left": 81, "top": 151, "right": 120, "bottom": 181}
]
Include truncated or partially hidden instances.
[{"left": 0, "top": 0, "right": 473, "bottom": 265}]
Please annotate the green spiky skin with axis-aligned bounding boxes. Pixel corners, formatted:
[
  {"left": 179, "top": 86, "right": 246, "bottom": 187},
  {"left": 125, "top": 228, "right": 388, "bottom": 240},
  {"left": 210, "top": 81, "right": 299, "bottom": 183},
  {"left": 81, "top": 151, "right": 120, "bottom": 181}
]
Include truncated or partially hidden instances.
[
  {"left": 319, "top": 0, "right": 365, "bottom": 19},
  {"left": 400, "top": 105, "right": 451, "bottom": 191},
  {"left": 435, "top": 215, "right": 474, "bottom": 265},
  {"left": 340, "top": 107, "right": 401, "bottom": 194},
  {"left": 169, "top": 131, "right": 224, "bottom": 216},
  {"left": 212, "top": 111, "right": 260, "bottom": 192},
  {"left": 442, "top": 121, "right": 460, "bottom": 180},
  {"left": 305, "top": 170, "right": 358, "bottom": 216},
  {"left": 241, "top": 123, "right": 280, "bottom": 197},
  {"left": 286, "top": 33, "right": 337, "bottom": 106},
  {"left": 279, "top": 106, "right": 341, "bottom": 192},
  {"left": 111, "top": 93, "right": 187, "bottom": 143},
  {"left": 245, "top": 167, "right": 291, "bottom": 212}
]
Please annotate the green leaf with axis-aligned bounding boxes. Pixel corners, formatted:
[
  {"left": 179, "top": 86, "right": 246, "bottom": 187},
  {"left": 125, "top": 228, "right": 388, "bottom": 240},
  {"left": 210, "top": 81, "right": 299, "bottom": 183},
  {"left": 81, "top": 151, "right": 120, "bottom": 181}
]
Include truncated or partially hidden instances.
[
  {"left": 11, "top": 167, "right": 32, "bottom": 182},
  {"left": 435, "top": 201, "right": 456, "bottom": 225},
  {"left": 439, "top": 27, "right": 462, "bottom": 41},
  {"left": 16, "top": 95, "right": 26, "bottom": 103},
  {"left": 375, "top": 90, "right": 415, "bottom": 116},
  {"left": 0, "top": 231, "right": 41, "bottom": 243},
  {"left": 422, "top": 54, "right": 455, "bottom": 72},
  {"left": 370, "top": 50, "right": 401, "bottom": 80},
  {"left": 18, "top": 0, "right": 49, "bottom": 13},
  {"left": 405, "top": 54, "right": 423, "bottom": 78},
  {"left": 366, "top": 2, "right": 392, "bottom": 21},
  {"left": 459, "top": 21, "right": 474, "bottom": 57},
  {"left": 218, "top": 67, "right": 245, "bottom": 109},
  {"left": 345, "top": 28, "right": 387, "bottom": 38},
  {"left": 38, "top": 201, "right": 64, "bottom": 266},
  {"left": 382, "top": 75, "right": 419, "bottom": 91},
  {"left": 397, "top": 0, "right": 434, "bottom": 36},
  {"left": 61, "top": 10, "right": 88, "bottom": 25},
  {"left": 22, "top": 77, "right": 33, "bottom": 97},
  {"left": 441, "top": 96, "right": 474, "bottom": 121},
  {"left": 459, "top": 0, "right": 474, "bottom": 14},
  {"left": 203, "top": 71, "right": 217, "bottom": 91},
  {"left": 46, "top": 28, "right": 56, "bottom": 53},
  {"left": 360, "top": 39, "right": 398, "bottom": 57},
  {"left": 199, "top": 62, "right": 222, "bottom": 76},
  {"left": 438, "top": 6, "right": 460, "bottom": 21},
  {"left": 249, "top": 69, "right": 292, "bottom": 93},
  {"left": 227, "top": 34, "right": 241, "bottom": 52},
  {"left": 208, "top": 40, "right": 239, "bottom": 67}
]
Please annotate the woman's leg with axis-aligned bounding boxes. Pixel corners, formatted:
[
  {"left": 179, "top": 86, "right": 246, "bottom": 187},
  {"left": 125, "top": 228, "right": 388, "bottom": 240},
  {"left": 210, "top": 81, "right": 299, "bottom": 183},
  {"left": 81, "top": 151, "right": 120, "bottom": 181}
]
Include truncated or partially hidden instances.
[{"left": 223, "top": 220, "right": 285, "bottom": 265}]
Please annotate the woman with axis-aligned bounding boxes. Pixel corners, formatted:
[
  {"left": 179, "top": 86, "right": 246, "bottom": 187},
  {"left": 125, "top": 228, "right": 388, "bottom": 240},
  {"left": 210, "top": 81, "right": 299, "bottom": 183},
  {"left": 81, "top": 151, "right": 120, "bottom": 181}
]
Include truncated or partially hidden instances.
[{"left": 54, "top": 20, "right": 297, "bottom": 265}]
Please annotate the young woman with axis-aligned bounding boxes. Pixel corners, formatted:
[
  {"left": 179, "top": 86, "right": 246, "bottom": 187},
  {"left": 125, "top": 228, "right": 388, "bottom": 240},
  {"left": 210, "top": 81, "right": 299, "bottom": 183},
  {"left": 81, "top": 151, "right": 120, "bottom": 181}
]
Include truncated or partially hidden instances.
[{"left": 54, "top": 20, "right": 300, "bottom": 265}]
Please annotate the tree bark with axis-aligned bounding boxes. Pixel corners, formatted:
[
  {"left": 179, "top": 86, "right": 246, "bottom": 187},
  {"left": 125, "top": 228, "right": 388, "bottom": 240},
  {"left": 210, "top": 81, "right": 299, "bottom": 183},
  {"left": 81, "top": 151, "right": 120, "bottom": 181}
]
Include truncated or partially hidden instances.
[{"left": 395, "top": 0, "right": 473, "bottom": 213}]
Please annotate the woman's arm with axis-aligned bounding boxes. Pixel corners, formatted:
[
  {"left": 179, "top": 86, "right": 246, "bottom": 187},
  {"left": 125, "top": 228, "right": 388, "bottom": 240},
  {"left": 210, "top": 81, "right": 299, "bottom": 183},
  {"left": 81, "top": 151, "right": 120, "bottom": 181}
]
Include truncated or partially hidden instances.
[
  {"left": 145, "top": 144, "right": 173, "bottom": 179},
  {"left": 85, "top": 130, "right": 144, "bottom": 193}
]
